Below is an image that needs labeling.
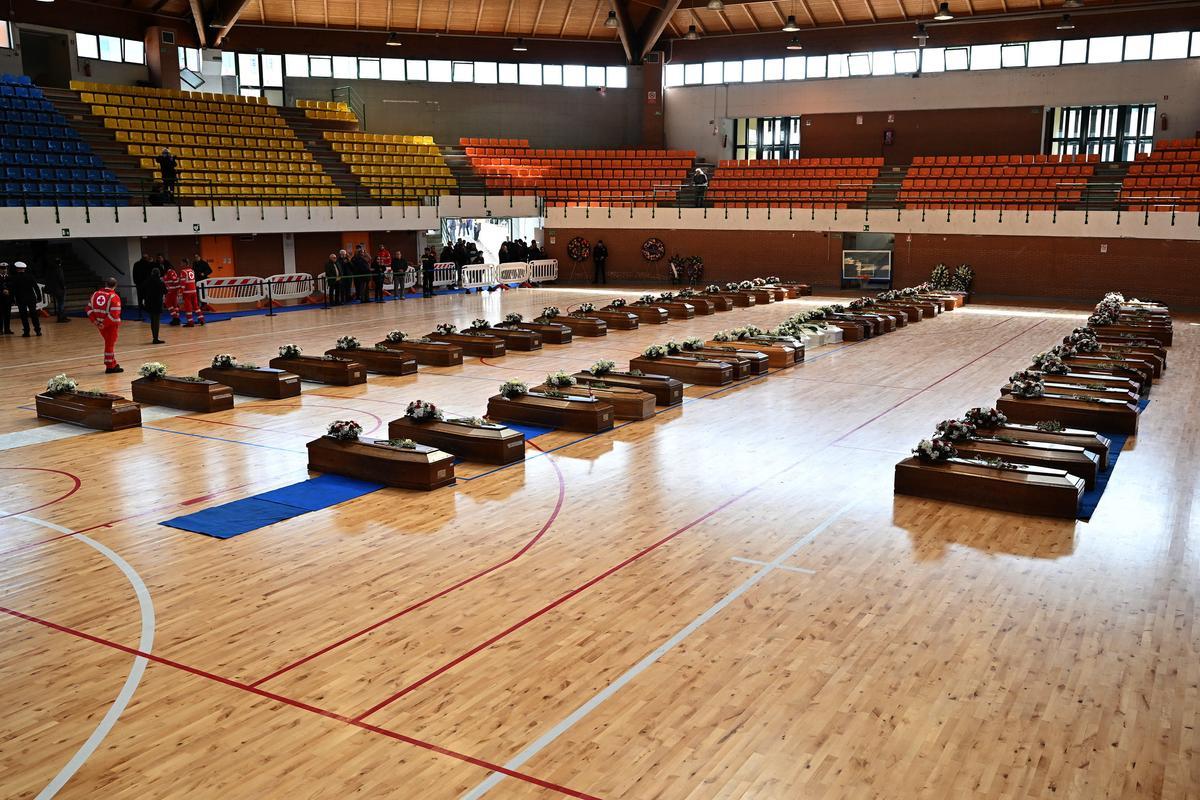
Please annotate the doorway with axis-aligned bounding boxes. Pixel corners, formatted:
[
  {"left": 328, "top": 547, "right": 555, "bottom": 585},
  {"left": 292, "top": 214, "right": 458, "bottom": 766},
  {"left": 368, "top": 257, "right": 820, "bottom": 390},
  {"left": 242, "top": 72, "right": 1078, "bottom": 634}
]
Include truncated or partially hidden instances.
[{"left": 21, "top": 30, "right": 72, "bottom": 89}]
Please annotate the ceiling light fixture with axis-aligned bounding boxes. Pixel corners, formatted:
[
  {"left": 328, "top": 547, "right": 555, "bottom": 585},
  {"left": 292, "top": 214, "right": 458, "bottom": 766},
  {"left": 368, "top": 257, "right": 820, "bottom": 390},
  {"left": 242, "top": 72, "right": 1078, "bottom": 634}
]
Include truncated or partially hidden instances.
[
  {"left": 604, "top": 9, "right": 619, "bottom": 27},
  {"left": 1056, "top": 13, "right": 1075, "bottom": 30},
  {"left": 785, "top": 36, "right": 803, "bottom": 51},
  {"left": 782, "top": 14, "right": 800, "bottom": 32},
  {"left": 684, "top": 24, "right": 700, "bottom": 40},
  {"left": 1063, "top": 0, "right": 1084, "bottom": 7},
  {"left": 707, "top": 0, "right": 725, "bottom": 9},
  {"left": 912, "top": 22, "right": 928, "bottom": 46},
  {"left": 513, "top": 36, "right": 528, "bottom": 51},
  {"left": 386, "top": 32, "right": 402, "bottom": 46},
  {"left": 933, "top": 2, "right": 953, "bottom": 21}
]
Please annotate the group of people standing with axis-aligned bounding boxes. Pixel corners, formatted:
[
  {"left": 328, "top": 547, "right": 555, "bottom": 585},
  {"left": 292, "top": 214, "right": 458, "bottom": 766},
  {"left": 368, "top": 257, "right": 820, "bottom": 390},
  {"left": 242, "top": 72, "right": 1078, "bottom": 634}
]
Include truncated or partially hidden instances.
[
  {"left": 498, "top": 238, "right": 543, "bottom": 264},
  {"left": 323, "top": 244, "right": 409, "bottom": 306},
  {"left": 438, "top": 239, "right": 485, "bottom": 269},
  {"left": 0, "top": 259, "right": 68, "bottom": 336},
  {"left": 131, "top": 252, "right": 212, "bottom": 344}
]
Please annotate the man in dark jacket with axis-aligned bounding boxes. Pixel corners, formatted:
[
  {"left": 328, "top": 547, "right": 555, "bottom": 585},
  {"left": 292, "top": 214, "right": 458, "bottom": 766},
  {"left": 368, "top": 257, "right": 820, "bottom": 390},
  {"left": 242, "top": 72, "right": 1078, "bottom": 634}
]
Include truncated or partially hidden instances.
[
  {"left": 421, "top": 247, "right": 436, "bottom": 298},
  {"left": 351, "top": 245, "right": 371, "bottom": 303},
  {"left": 12, "top": 261, "right": 43, "bottom": 336},
  {"left": 132, "top": 252, "right": 152, "bottom": 316},
  {"left": 323, "top": 254, "right": 341, "bottom": 305},
  {"left": 192, "top": 253, "right": 212, "bottom": 282},
  {"left": 592, "top": 240, "right": 608, "bottom": 285},
  {"left": 0, "top": 262, "right": 13, "bottom": 334},
  {"left": 43, "top": 257, "right": 69, "bottom": 322},
  {"left": 156, "top": 148, "right": 179, "bottom": 199},
  {"left": 143, "top": 267, "right": 167, "bottom": 344},
  {"left": 336, "top": 249, "right": 353, "bottom": 304}
]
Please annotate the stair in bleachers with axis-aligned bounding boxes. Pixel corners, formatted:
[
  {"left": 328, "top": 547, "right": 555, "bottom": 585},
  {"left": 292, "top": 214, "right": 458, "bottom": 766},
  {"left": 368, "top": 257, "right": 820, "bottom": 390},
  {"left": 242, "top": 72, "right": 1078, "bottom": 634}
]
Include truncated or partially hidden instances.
[
  {"left": 317, "top": 128, "right": 455, "bottom": 205},
  {"left": 442, "top": 146, "right": 487, "bottom": 196},
  {"left": 41, "top": 87, "right": 155, "bottom": 203},
  {"left": 866, "top": 165, "right": 906, "bottom": 209},
  {"left": 277, "top": 107, "right": 360, "bottom": 203},
  {"left": 1066, "top": 163, "right": 1126, "bottom": 211}
]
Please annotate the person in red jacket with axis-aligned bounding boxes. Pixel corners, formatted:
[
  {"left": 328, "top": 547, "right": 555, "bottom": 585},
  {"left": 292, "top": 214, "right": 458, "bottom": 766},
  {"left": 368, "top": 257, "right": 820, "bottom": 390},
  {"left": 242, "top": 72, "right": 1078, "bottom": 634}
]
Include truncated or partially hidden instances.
[
  {"left": 87, "top": 277, "right": 123, "bottom": 373},
  {"left": 177, "top": 258, "right": 204, "bottom": 327},
  {"left": 163, "top": 262, "right": 181, "bottom": 326}
]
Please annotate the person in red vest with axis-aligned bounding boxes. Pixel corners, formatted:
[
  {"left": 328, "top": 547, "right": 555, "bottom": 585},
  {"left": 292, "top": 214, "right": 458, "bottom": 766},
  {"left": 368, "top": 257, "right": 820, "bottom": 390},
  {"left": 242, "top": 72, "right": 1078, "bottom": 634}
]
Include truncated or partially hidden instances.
[
  {"left": 87, "top": 277, "right": 123, "bottom": 373},
  {"left": 177, "top": 258, "right": 204, "bottom": 327},
  {"left": 163, "top": 261, "right": 181, "bottom": 326}
]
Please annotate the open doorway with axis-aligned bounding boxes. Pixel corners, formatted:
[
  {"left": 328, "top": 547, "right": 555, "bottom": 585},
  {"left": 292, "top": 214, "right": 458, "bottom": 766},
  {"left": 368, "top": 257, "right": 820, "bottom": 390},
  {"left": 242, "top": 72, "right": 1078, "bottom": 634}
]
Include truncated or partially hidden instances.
[
  {"left": 441, "top": 216, "right": 541, "bottom": 264},
  {"left": 20, "top": 30, "right": 72, "bottom": 89}
]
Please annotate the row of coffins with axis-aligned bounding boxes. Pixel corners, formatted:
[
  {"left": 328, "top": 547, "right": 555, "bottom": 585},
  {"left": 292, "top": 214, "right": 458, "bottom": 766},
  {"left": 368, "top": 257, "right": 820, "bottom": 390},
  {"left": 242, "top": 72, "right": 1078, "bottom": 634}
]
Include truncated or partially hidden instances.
[{"left": 895, "top": 293, "right": 1171, "bottom": 518}]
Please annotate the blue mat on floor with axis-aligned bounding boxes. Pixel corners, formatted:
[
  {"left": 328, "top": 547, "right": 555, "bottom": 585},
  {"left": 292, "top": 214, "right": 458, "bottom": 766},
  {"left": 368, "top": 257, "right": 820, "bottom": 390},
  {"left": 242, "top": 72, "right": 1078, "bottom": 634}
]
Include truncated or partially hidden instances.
[
  {"left": 1078, "top": 394, "right": 1150, "bottom": 521},
  {"left": 503, "top": 422, "right": 555, "bottom": 441},
  {"left": 161, "top": 474, "right": 385, "bottom": 538}
]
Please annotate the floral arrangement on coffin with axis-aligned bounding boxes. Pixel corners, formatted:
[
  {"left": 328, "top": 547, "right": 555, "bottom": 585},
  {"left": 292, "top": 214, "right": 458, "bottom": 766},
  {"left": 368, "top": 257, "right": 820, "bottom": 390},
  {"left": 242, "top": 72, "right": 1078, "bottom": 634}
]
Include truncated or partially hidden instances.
[
  {"left": 1031, "top": 351, "right": 1069, "bottom": 374},
  {"left": 1065, "top": 330, "right": 1100, "bottom": 353},
  {"left": 608, "top": 298, "right": 627, "bottom": 308},
  {"left": 536, "top": 307, "right": 560, "bottom": 323},
  {"left": 743, "top": 324, "right": 764, "bottom": 337},
  {"left": 728, "top": 327, "right": 748, "bottom": 341},
  {"left": 712, "top": 330, "right": 733, "bottom": 342},
  {"left": 724, "top": 282, "right": 740, "bottom": 292},
  {"left": 434, "top": 323, "right": 458, "bottom": 335},
  {"left": 1035, "top": 420, "right": 1064, "bottom": 432},
  {"left": 211, "top": 353, "right": 257, "bottom": 369},
  {"left": 913, "top": 437, "right": 957, "bottom": 462},
  {"left": 848, "top": 299, "right": 866, "bottom": 311},
  {"left": 1103, "top": 291, "right": 1126, "bottom": 303},
  {"left": 677, "top": 338, "right": 702, "bottom": 352},
  {"left": 571, "top": 303, "right": 595, "bottom": 316},
  {"left": 498, "top": 379, "right": 528, "bottom": 399},
  {"left": 447, "top": 416, "right": 493, "bottom": 428},
  {"left": 336, "top": 336, "right": 361, "bottom": 350},
  {"left": 658, "top": 292, "right": 676, "bottom": 302},
  {"left": 898, "top": 287, "right": 920, "bottom": 298},
  {"left": 929, "top": 263, "right": 951, "bottom": 289},
  {"left": 326, "top": 419, "right": 363, "bottom": 441},
  {"left": 1009, "top": 371, "right": 1046, "bottom": 399},
  {"left": 752, "top": 277, "right": 766, "bottom": 286},
  {"left": 278, "top": 344, "right": 302, "bottom": 359},
  {"left": 544, "top": 371, "right": 576, "bottom": 394},
  {"left": 1088, "top": 310, "right": 1116, "bottom": 326},
  {"left": 405, "top": 399, "right": 443, "bottom": 422},
  {"left": 637, "top": 294, "right": 658, "bottom": 305},
  {"left": 934, "top": 418, "right": 977, "bottom": 441},
  {"left": 385, "top": 330, "right": 407, "bottom": 342},
  {"left": 705, "top": 284, "right": 721, "bottom": 294},
  {"left": 588, "top": 359, "right": 616, "bottom": 376},
  {"left": 877, "top": 290, "right": 899, "bottom": 301},
  {"left": 962, "top": 407, "right": 1008, "bottom": 428},
  {"left": 738, "top": 280, "right": 754, "bottom": 290},
  {"left": 467, "top": 319, "right": 491, "bottom": 331},
  {"left": 861, "top": 297, "right": 877, "bottom": 308},
  {"left": 386, "top": 438, "right": 419, "bottom": 450},
  {"left": 952, "top": 265, "right": 975, "bottom": 292},
  {"left": 139, "top": 362, "right": 168, "bottom": 379},
  {"left": 45, "top": 374, "right": 79, "bottom": 395},
  {"left": 827, "top": 304, "right": 846, "bottom": 314},
  {"left": 664, "top": 340, "right": 683, "bottom": 355},
  {"left": 504, "top": 313, "right": 524, "bottom": 325},
  {"left": 642, "top": 344, "right": 667, "bottom": 359},
  {"left": 765, "top": 275, "right": 781, "bottom": 284}
]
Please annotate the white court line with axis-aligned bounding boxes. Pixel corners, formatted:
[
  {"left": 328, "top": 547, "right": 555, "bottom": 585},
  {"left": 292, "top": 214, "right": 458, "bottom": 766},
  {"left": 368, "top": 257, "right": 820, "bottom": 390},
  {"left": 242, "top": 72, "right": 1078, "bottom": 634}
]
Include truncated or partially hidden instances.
[
  {"left": 460, "top": 498, "right": 858, "bottom": 799},
  {"left": 730, "top": 555, "right": 816, "bottom": 574},
  {"left": 1, "top": 511, "right": 156, "bottom": 799}
]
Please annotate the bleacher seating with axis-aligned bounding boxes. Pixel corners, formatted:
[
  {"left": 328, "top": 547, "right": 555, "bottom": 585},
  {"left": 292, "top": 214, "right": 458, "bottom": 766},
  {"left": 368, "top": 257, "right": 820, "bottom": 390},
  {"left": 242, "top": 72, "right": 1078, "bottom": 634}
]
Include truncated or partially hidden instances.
[
  {"left": 0, "top": 75, "right": 127, "bottom": 207},
  {"left": 69, "top": 80, "right": 339, "bottom": 206},
  {"left": 297, "top": 99, "right": 358, "bottom": 124},
  {"left": 462, "top": 138, "right": 694, "bottom": 207},
  {"left": 900, "top": 153, "right": 1098, "bottom": 210},
  {"left": 324, "top": 131, "right": 454, "bottom": 203},
  {"left": 1120, "top": 139, "right": 1200, "bottom": 212},
  {"left": 708, "top": 158, "right": 882, "bottom": 208}
]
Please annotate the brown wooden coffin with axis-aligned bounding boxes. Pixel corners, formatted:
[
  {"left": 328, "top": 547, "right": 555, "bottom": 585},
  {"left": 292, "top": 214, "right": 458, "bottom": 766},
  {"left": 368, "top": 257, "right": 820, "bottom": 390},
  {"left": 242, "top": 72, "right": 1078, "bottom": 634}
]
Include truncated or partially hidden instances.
[
  {"left": 35, "top": 391, "right": 142, "bottom": 430},
  {"left": 659, "top": 301, "right": 696, "bottom": 320},
  {"left": 1093, "top": 346, "right": 1164, "bottom": 377},
  {"left": 131, "top": 376, "right": 234, "bottom": 412},
  {"left": 974, "top": 424, "right": 1111, "bottom": 469},
  {"left": 307, "top": 436, "right": 455, "bottom": 490},
  {"left": 861, "top": 313, "right": 897, "bottom": 332},
  {"left": 621, "top": 305, "right": 671, "bottom": 324},
  {"left": 1091, "top": 323, "right": 1171, "bottom": 346},
  {"left": 1004, "top": 380, "right": 1138, "bottom": 405},
  {"left": 375, "top": 339, "right": 464, "bottom": 366},
  {"left": 687, "top": 346, "right": 769, "bottom": 375},
  {"left": 925, "top": 293, "right": 963, "bottom": 309},
  {"left": 508, "top": 322, "right": 574, "bottom": 343},
  {"left": 325, "top": 347, "right": 418, "bottom": 376},
  {"left": 895, "top": 457, "right": 1083, "bottom": 518},
  {"left": 198, "top": 366, "right": 302, "bottom": 398},
  {"left": 823, "top": 320, "right": 867, "bottom": 341},
  {"left": 996, "top": 394, "right": 1139, "bottom": 435},
  {"left": 705, "top": 340, "right": 795, "bottom": 369},
  {"left": 764, "top": 286, "right": 788, "bottom": 301},
  {"left": 678, "top": 296, "right": 716, "bottom": 314},
  {"left": 1074, "top": 352, "right": 1157, "bottom": 379},
  {"left": 781, "top": 283, "right": 812, "bottom": 298},
  {"left": 1063, "top": 356, "right": 1151, "bottom": 389},
  {"left": 572, "top": 371, "right": 683, "bottom": 406},
  {"left": 908, "top": 300, "right": 942, "bottom": 316},
  {"left": 426, "top": 332, "right": 507, "bottom": 357},
  {"left": 479, "top": 327, "right": 542, "bottom": 351},
  {"left": 864, "top": 309, "right": 905, "bottom": 327},
  {"left": 587, "top": 310, "right": 639, "bottom": 330},
  {"left": 1027, "top": 370, "right": 1140, "bottom": 397},
  {"left": 914, "top": 295, "right": 948, "bottom": 313},
  {"left": 269, "top": 356, "right": 367, "bottom": 386},
  {"left": 486, "top": 392, "right": 615, "bottom": 432},
  {"left": 695, "top": 293, "right": 734, "bottom": 311},
  {"left": 832, "top": 314, "right": 883, "bottom": 336},
  {"left": 676, "top": 349, "right": 751, "bottom": 379},
  {"left": 532, "top": 383, "right": 655, "bottom": 420},
  {"left": 749, "top": 336, "right": 805, "bottom": 362},
  {"left": 388, "top": 417, "right": 525, "bottom": 464},
  {"left": 953, "top": 439, "right": 1100, "bottom": 489},
  {"left": 629, "top": 355, "right": 733, "bottom": 385},
  {"left": 1094, "top": 332, "right": 1162, "bottom": 348},
  {"left": 556, "top": 315, "right": 608, "bottom": 336},
  {"left": 713, "top": 292, "right": 755, "bottom": 308},
  {"left": 747, "top": 288, "right": 775, "bottom": 304},
  {"left": 876, "top": 303, "right": 924, "bottom": 321}
]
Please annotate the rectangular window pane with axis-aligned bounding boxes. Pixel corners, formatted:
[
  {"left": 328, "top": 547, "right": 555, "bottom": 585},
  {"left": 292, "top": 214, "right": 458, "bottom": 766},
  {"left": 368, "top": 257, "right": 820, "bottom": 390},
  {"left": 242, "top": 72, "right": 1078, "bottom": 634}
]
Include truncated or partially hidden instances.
[
  {"left": 332, "top": 55, "right": 357, "bottom": 78},
  {"left": 262, "top": 54, "right": 284, "bottom": 86},
  {"left": 1152, "top": 31, "right": 1189, "bottom": 60},
  {"left": 429, "top": 59, "right": 453, "bottom": 82},
  {"left": 664, "top": 63, "right": 684, "bottom": 87},
  {"left": 1062, "top": 38, "right": 1087, "bottom": 63},
  {"left": 784, "top": 56, "right": 804, "bottom": 80},
  {"left": 805, "top": 55, "right": 826, "bottom": 78},
  {"left": 285, "top": 53, "right": 309, "bottom": 77},
  {"left": 1192, "top": 32, "right": 1200, "bottom": 57},
  {"left": 407, "top": 60, "right": 427, "bottom": 81},
  {"left": 605, "top": 66, "right": 627, "bottom": 88},
  {"left": 684, "top": 62, "right": 703, "bottom": 84},
  {"left": 723, "top": 60, "right": 742, "bottom": 82},
  {"left": 742, "top": 59, "right": 764, "bottom": 82},
  {"left": 309, "top": 56, "right": 332, "bottom": 78},
  {"left": 894, "top": 49, "right": 918, "bottom": 73},
  {"left": 381, "top": 58, "right": 405, "bottom": 80},
  {"left": 99, "top": 35, "right": 122, "bottom": 63},
  {"left": 944, "top": 47, "right": 968, "bottom": 70},
  {"left": 921, "top": 47, "right": 945, "bottom": 72},
  {"left": 357, "top": 58, "right": 380, "bottom": 80},
  {"left": 703, "top": 61, "right": 723, "bottom": 84},
  {"left": 871, "top": 50, "right": 895, "bottom": 76},
  {"left": 1027, "top": 40, "right": 1060, "bottom": 67},
  {"left": 222, "top": 51, "right": 237, "bottom": 76},
  {"left": 452, "top": 60, "right": 473, "bottom": 82},
  {"left": 827, "top": 53, "right": 848, "bottom": 78},
  {"left": 475, "top": 61, "right": 498, "bottom": 84},
  {"left": 189, "top": 48, "right": 201, "bottom": 72},
  {"left": 764, "top": 58, "right": 784, "bottom": 81},
  {"left": 239, "top": 87, "right": 261, "bottom": 98},
  {"left": 519, "top": 62, "right": 542, "bottom": 85},
  {"left": 970, "top": 43, "right": 1001, "bottom": 70},
  {"left": 124, "top": 39, "right": 144, "bottom": 64},
  {"left": 498, "top": 62, "right": 518, "bottom": 83},
  {"left": 848, "top": 53, "right": 871, "bottom": 76},
  {"left": 1088, "top": 36, "right": 1122, "bottom": 63},
  {"left": 1124, "top": 34, "right": 1151, "bottom": 60},
  {"left": 1000, "top": 43, "right": 1025, "bottom": 68},
  {"left": 586, "top": 65, "right": 605, "bottom": 86},
  {"left": 563, "top": 64, "right": 586, "bottom": 86},
  {"left": 238, "top": 53, "right": 261, "bottom": 85},
  {"left": 76, "top": 33, "right": 99, "bottom": 60},
  {"left": 543, "top": 63, "right": 562, "bottom": 84}
]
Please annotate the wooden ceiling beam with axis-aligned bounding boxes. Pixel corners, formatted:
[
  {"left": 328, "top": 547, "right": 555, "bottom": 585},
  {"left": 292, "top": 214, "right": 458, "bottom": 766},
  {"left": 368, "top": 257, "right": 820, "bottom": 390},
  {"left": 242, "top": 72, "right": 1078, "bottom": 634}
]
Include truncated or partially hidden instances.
[
  {"left": 829, "top": 0, "right": 846, "bottom": 24},
  {"left": 636, "top": 0, "right": 681, "bottom": 59},
  {"left": 502, "top": 0, "right": 514, "bottom": 32},
  {"left": 212, "top": 0, "right": 257, "bottom": 44},
  {"left": 585, "top": 0, "right": 603, "bottom": 37},
  {"left": 531, "top": 0, "right": 547, "bottom": 33},
  {"left": 742, "top": 3, "right": 761, "bottom": 30},
  {"left": 187, "top": 0, "right": 209, "bottom": 44},
  {"left": 863, "top": 0, "right": 877, "bottom": 23},
  {"left": 611, "top": 0, "right": 638, "bottom": 63},
  {"left": 559, "top": 0, "right": 572, "bottom": 35}
]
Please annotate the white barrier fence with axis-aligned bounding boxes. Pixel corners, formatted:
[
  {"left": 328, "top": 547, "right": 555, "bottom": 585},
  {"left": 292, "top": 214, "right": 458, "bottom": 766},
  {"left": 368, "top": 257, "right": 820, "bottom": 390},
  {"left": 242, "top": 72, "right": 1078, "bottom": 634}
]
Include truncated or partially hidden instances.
[
  {"left": 432, "top": 262, "right": 458, "bottom": 288},
  {"left": 8, "top": 283, "right": 48, "bottom": 314},
  {"left": 461, "top": 264, "right": 497, "bottom": 291},
  {"left": 266, "top": 272, "right": 317, "bottom": 301},
  {"left": 198, "top": 277, "right": 268, "bottom": 306},
  {"left": 528, "top": 259, "right": 558, "bottom": 284},
  {"left": 497, "top": 262, "right": 529, "bottom": 284}
]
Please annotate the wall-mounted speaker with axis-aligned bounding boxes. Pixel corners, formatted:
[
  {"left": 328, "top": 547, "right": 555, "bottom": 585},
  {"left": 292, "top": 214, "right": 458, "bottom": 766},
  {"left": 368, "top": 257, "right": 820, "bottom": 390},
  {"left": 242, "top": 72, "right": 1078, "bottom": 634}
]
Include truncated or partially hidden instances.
[
  {"left": 161, "top": 30, "right": 176, "bottom": 44},
  {"left": 644, "top": 52, "right": 662, "bottom": 63}
]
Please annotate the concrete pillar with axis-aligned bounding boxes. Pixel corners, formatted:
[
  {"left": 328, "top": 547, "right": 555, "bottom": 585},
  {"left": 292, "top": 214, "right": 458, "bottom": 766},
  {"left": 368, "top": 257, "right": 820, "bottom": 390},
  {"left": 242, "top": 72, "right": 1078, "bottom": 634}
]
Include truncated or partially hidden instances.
[{"left": 144, "top": 27, "right": 181, "bottom": 90}]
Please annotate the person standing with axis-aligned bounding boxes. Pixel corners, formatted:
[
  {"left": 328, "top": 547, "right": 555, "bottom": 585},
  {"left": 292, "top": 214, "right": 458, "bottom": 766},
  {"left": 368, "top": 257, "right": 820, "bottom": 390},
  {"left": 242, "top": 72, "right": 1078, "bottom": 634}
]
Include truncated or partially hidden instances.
[
  {"left": 351, "top": 245, "right": 371, "bottom": 303},
  {"left": 421, "top": 247, "right": 436, "bottom": 298},
  {"left": 163, "top": 260, "right": 181, "bottom": 325},
  {"left": 87, "top": 277, "right": 123, "bottom": 373},
  {"left": 528, "top": 240, "right": 543, "bottom": 261},
  {"left": 143, "top": 267, "right": 166, "bottom": 344},
  {"left": 132, "top": 252, "right": 152, "bottom": 317},
  {"left": 391, "top": 249, "right": 408, "bottom": 299},
  {"left": 43, "top": 257, "right": 69, "bottom": 322},
  {"left": 372, "top": 245, "right": 391, "bottom": 302},
  {"left": 692, "top": 167, "right": 709, "bottom": 206},
  {"left": 592, "top": 240, "right": 608, "bottom": 285},
  {"left": 336, "top": 249, "right": 353, "bottom": 305},
  {"left": 156, "top": 148, "right": 179, "bottom": 199},
  {"left": 177, "top": 258, "right": 204, "bottom": 326},
  {"left": 323, "top": 253, "right": 341, "bottom": 306},
  {"left": 0, "top": 262, "right": 13, "bottom": 334},
  {"left": 192, "top": 253, "right": 212, "bottom": 282},
  {"left": 12, "top": 261, "right": 43, "bottom": 337}
]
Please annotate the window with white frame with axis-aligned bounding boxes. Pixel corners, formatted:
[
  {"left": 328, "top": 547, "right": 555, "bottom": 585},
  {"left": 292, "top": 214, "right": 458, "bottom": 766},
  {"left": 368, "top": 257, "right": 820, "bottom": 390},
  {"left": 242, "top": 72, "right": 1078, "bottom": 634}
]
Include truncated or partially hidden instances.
[
  {"left": 0, "top": 21, "right": 10, "bottom": 50},
  {"left": 76, "top": 33, "right": 145, "bottom": 64}
]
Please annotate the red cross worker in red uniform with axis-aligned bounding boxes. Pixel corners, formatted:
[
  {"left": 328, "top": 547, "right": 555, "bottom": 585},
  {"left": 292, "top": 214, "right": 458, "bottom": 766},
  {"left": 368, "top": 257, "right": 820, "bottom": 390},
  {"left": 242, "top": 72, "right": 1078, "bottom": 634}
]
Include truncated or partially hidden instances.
[
  {"left": 87, "top": 277, "right": 123, "bottom": 373},
  {"left": 164, "top": 262, "right": 181, "bottom": 326},
  {"left": 177, "top": 258, "right": 205, "bottom": 327}
]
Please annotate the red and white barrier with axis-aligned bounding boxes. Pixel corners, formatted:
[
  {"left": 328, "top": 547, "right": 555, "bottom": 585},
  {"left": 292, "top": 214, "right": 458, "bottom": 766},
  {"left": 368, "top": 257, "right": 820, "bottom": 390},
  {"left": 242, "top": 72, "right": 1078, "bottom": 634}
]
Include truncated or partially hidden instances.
[
  {"left": 267, "top": 272, "right": 317, "bottom": 302},
  {"left": 198, "top": 277, "right": 267, "bottom": 306}
]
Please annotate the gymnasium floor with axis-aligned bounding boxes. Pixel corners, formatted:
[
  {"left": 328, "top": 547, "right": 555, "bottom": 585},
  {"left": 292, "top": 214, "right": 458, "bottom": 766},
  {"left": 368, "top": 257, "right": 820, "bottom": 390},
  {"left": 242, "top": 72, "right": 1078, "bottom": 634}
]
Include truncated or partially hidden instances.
[{"left": 0, "top": 287, "right": 1196, "bottom": 799}]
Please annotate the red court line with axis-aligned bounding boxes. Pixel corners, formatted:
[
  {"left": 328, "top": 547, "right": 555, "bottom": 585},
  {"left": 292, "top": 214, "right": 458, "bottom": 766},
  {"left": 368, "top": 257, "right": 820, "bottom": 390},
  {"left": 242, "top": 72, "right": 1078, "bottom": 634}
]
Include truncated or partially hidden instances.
[
  {"left": 0, "top": 605, "right": 599, "bottom": 800},
  {"left": 250, "top": 441, "right": 565, "bottom": 687},
  {"left": 179, "top": 404, "right": 385, "bottom": 437},
  {"left": 0, "top": 467, "right": 82, "bottom": 519}
]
